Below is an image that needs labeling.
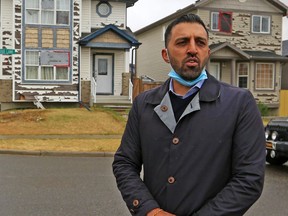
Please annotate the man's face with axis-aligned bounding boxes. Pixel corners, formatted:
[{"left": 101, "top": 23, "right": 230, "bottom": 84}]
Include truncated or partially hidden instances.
[{"left": 162, "top": 22, "right": 210, "bottom": 81}]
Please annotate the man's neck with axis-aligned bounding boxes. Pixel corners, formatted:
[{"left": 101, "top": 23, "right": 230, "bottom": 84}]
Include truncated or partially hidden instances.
[{"left": 172, "top": 79, "right": 190, "bottom": 96}]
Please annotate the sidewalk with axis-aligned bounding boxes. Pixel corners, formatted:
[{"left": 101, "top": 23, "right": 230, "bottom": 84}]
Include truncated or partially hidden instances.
[{"left": 0, "top": 134, "right": 121, "bottom": 157}]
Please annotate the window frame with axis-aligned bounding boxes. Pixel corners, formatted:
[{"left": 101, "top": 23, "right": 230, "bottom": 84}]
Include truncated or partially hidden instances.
[
  {"left": 255, "top": 62, "right": 275, "bottom": 90},
  {"left": 25, "top": 50, "right": 70, "bottom": 82},
  {"left": 25, "top": 0, "right": 70, "bottom": 26},
  {"left": 252, "top": 15, "right": 271, "bottom": 34},
  {"left": 211, "top": 12, "right": 219, "bottom": 31},
  {"left": 237, "top": 62, "right": 249, "bottom": 89},
  {"left": 211, "top": 11, "right": 233, "bottom": 33},
  {"left": 96, "top": 1, "right": 112, "bottom": 17}
]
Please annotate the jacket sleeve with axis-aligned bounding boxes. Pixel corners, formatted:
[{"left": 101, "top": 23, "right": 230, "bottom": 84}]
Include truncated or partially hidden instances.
[
  {"left": 194, "top": 91, "right": 266, "bottom": 216},
  {"left": 112, "top": 96, "right": 159, "bottom": 216}
]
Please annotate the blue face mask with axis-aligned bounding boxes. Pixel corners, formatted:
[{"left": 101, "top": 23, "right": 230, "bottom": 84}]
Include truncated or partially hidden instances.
[{"left": 168, "top": 69, "right": 208, "bottom": 87}]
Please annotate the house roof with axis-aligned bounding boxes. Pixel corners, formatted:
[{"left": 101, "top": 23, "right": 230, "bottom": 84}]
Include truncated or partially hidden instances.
[
  {"left": 210, "top": 42, "right": 288, "bottom": 61},
  {"left": 283, "top": 40, "right": 288, "bottom": 56},
  {"left": 210, "top": 42, "right": 250, "bottom": 59},
  {"left": 112, "top": 0, "right": 138, "bottom": 8},
  {"left": 134, "top": 0, "right": 288, "bottom": 35},
  {"left": 78, "top": 24, "right": 141, "bottom": 48},
  {"left": 244, "top": 50, "right": 288, "bottom": 61}
]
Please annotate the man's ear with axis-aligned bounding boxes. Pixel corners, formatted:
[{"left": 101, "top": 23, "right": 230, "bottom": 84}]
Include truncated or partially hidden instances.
[{"left": 161, "top": 49, "right": 170, "bottom": 63}]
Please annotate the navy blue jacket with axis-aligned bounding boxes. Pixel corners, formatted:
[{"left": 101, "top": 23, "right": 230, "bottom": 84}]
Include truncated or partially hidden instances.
[{"left": 113, "top": 74, "right": 266, "bottom": 216}]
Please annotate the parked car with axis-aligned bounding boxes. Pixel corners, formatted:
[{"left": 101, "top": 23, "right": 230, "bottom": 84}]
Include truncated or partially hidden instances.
[{"left": 265, "top": 117, "right": 288, "bottom": 165}]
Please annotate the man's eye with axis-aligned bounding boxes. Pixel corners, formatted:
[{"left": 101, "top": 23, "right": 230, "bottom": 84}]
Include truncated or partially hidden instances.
[
  {"left": 177, "top": 41, "right": 186, "bottom": 45},
  {"left": 197, "top": 40, "right": 206, "bottom": 46}
]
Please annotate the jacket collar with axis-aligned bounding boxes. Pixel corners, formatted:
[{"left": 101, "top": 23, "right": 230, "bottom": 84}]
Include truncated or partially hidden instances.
[{"left": 145, "top": 72, "right": 221, "bottom": 105}]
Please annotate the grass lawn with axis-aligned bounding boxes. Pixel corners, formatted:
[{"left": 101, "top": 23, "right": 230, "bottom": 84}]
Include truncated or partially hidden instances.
[
  {"left": 0, "top": 107, "right": 269, "bottom": 153},
  {"left": 0, "top": 107, "right": 126, "bottom": 152}
]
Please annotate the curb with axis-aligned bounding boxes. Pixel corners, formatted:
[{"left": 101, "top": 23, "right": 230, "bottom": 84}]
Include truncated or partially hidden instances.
[{"left": 0, "top": 149, "right": 115, "bottom": 157}]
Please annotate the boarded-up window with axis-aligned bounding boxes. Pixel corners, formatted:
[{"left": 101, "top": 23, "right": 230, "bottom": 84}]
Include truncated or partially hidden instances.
[
  {"left": 25, "top": 50, "right": 70, "bottom": 81},
  {"left": 219, "top": 12, "right": 232, "bottom": 33},
  {"left": 40, "top": 51, "right": 69, "bottom": 66},
  {"left": 211, "top": 11, "right": 232, "bottom": 33}
]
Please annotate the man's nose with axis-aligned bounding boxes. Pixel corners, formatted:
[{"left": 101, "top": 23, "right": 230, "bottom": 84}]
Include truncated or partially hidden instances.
[{"left": 187, "top": 41, "right": 198, "bottom": 55}]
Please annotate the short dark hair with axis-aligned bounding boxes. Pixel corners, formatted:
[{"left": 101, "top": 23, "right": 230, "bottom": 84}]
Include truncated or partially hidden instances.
[{"left": 164, "top": 14, "right": 209, "bottom": 48}]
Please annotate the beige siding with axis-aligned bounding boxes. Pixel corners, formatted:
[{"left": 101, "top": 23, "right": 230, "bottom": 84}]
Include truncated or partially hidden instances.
[
  {"left": 221, "top": 63, "right": 231, "bottom": 84},
  {"left": 0, "top": 0, "right": 14, "bottom": 79},
  {"left": 137, "top": 25, "right": 170, "bottom": 81},
  {"left": 114, "top": 50, "right": 126, "bottom": 95},
  {"left": 80, "top": 47, "right": 91, "bottom": 81},
  {"left": 81, "top": 0, "right": 91, "bottom": 33},
  {"left": 91, "top": 1, "right": 126, "bottom": 29},
  {"left": 211, "top": 47, "right": 240, "bottom": 58},
  {"left": 91, "top": 30, "right": 128, "bottom": 43}
]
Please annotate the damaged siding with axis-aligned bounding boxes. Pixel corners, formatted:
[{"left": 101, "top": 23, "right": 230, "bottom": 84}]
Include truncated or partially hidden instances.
[
  {"left": 198, "top": 4, "right": 283, "bottom": 106},
  {"left": 201, "top": 11, "right": 283, "bottom": 53},
  {"left": 91, "top": 1, "right": 126, "bottom": 29},
  {"left": 13, "top": 0, "right": 80, "bottom": 103},
  {"left": 1, "top": 0, "right": 14, "bottom": 79}
]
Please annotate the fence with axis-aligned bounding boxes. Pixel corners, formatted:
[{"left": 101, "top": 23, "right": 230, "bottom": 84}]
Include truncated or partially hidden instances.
[
  {"left": 279, "top": 90, "right": 288, "bottom": 116},
  {"left": 132, "top": 78, "right": 163, "bottom": 100}
]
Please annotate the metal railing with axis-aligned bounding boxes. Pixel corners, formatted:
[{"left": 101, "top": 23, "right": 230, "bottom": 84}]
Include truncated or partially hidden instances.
[
  {"left": 91, "top": 77, "right": 97, "bottom": 103},
  {"left": 128, "top": 79, "right": 133, "bottom": 103}
]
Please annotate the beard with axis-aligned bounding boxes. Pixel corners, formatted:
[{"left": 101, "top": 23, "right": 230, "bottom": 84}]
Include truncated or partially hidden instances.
[
  {"left": 176, "top": 65, "right": 202, "bottom": 81},
  {"left": 170, "top": 57, "right": 206, "bottom": 81}
]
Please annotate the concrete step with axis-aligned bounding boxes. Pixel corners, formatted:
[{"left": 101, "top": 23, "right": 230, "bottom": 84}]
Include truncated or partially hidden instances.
[{"left": 95, "top": 95, "right": 132, "bottom": 105}]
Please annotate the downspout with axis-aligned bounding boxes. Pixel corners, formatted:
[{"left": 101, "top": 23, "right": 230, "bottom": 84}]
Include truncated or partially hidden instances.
[
  {"left": 78, "top": 44, "right": 81, "bottom": 104},
  {"left": 131, "top": 47, "right": 136, "bottom": 83}
]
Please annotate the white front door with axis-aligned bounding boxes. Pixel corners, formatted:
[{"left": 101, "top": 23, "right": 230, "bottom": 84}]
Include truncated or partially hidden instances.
[
  {"left": 209, "top": 62, "right": 220, "bottom": 80},
  {"left": 93, "top": 54, "right": 113, "bottom": 94}
]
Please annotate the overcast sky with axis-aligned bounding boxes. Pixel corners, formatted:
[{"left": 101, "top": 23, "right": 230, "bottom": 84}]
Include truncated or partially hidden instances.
[{"left": 127, "top": 0, "right": 288, "bottom": 40}]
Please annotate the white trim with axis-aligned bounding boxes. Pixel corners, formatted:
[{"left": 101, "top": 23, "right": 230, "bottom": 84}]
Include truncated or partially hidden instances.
[
  {"left": 252, "top": 15, "right": 271, "bottom": 34},
  {"left": 237, "top": 62, "right": 249, "bottom": 89}
]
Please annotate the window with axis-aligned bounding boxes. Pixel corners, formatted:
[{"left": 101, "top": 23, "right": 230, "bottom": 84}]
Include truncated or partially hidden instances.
[
  {"left": 25, "top": 50, "right": 69, "bottom": 81},
  {"left": 211, "top": 12, "right": 219, "bottom": 31},
  {"left": 96, "top": 2, "right": 112, "bottom": 17},
  {"left": 98, "top": 59, "right": 108, "bottom": 75},
  {"left": 211, "top": 11, "right": 232, "bottom": 33},
  {"left": 237, "top": 63, "right": 249, "bottom": 88},
  {"left": 26, "top": 0, "right": 70, "bottom": 25},
  {"left": 252, "top": 15, "right": 270, "bottom": 34},
  {"left": 255, "top": 63, "right": 274, "bottom": 90}
]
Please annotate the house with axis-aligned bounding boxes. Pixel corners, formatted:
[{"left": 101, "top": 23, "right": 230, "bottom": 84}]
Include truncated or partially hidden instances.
[
  {"left": 0, "top": 0, "right": 140, "bottom": 111},
  {"left": 134, "top": 0, "right": 288, "bottom": 114}
]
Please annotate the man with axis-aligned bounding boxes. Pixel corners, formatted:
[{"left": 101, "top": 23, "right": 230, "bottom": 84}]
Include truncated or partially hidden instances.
[{"left": 113, "top": 14, "right": 266, "bottom": 216}]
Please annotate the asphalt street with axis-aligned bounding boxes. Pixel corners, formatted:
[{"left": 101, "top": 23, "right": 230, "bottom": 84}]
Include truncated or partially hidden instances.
[
  {"left": 0, "top": 155, "right": 287, "bottom": 216},
  {"left": 0, "top": 155, "right": 129, "bottom": 216}
]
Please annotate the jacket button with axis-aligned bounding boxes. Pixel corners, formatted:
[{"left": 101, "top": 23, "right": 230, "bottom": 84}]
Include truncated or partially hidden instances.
[
  {"left": 172, "top": 137, "right": 179, "bottom": 145},
  {"left": 168, "top": 176, "right": 175, "bottom": 184},
  {"left": 160, "top": 105, "right": 168, "bottom": 112},
  {"left": 132, "top": 199, "right": 139, "bottom": 207}
]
